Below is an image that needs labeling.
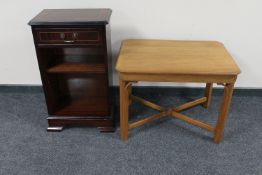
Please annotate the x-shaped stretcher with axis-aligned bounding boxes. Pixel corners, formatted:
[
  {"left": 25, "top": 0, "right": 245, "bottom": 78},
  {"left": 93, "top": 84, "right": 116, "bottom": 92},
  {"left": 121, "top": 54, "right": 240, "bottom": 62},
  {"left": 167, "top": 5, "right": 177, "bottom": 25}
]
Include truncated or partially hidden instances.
[{"left": 120, "top": 82, "right": 234, "bottom": 144}]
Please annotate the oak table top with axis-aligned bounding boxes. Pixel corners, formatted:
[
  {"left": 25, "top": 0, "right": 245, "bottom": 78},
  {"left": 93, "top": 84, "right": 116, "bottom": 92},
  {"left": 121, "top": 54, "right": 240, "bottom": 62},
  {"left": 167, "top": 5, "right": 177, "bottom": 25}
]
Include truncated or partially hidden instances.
[{"left": 116, "top": 39, "right": 241, "bottom": 76}]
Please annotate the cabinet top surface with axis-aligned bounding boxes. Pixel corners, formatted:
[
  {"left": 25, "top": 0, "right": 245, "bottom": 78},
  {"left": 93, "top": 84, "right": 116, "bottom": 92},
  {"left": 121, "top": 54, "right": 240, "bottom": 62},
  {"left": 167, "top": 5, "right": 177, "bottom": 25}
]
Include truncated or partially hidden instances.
[
  {"left": 116, "top": 39, "right": 241, "bottom": 76},
  {"left": 28, "top": 9, "right": 112, "bottom": 26}
]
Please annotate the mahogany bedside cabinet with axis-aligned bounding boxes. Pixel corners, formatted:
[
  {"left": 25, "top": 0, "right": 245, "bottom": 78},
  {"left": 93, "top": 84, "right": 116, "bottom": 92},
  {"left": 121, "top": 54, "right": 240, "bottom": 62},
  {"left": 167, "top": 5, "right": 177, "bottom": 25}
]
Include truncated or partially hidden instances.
[
  {"left": 29, "top": 9, "right": 114, "bottom": 132},
  {"left": 115, "top": 39, "right": 241, "bottom": 143}
]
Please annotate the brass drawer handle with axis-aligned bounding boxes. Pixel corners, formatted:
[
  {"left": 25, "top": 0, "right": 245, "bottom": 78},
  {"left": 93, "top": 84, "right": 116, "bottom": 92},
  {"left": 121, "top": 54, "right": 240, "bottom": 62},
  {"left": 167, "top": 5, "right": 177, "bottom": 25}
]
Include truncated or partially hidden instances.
[
  {"left": 60, "top": 33, "right": 65, "bottom": 39},
  {"left": 64, "top": 40, "right": 75, "bottom": 43},
  {"left": 72, "top": 32, "right": 78, "bottom": 39},
  {"left": 60, "top": 32, "right": 77, "bottom": 43}
]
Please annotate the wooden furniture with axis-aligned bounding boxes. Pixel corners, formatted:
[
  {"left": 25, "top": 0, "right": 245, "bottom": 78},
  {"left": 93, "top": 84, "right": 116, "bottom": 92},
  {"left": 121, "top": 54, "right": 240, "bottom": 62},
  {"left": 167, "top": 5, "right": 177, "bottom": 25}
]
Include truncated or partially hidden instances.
[
  {"left": 29, "top": 9, "right": 114, "bottom": 132},
  {"left": 115, "top": 39, "right": 241, "bottom": 143}
]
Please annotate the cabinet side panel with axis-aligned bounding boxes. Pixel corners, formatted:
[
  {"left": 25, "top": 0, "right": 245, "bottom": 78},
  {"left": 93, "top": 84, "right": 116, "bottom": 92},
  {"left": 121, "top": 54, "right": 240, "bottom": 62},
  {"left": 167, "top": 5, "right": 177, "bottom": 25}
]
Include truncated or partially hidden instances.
[
  {"left": 105, "top": 24, "right": 114, "bottom": 111},
  {"left": 31, "top": 26, "right": 59, "bottom": 114}
]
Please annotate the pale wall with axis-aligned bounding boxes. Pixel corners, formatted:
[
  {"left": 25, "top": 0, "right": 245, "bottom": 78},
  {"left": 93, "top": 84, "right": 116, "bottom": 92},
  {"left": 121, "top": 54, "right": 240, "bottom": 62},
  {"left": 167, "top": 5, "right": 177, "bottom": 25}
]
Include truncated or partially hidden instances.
[{"left": 1, "top": 0, "right": 262, "bottom": 87}]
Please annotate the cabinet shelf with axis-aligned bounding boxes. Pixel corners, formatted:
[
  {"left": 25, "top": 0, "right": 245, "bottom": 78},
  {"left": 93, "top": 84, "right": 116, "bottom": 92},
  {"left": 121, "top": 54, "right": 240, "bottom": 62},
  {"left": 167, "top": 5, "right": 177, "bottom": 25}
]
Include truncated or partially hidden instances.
[
  {"left": 47, "top": 64, "right": 106, "bottom": 74},
  {"left": 54, "top": 97, "right": 108, "bottom": 116}
]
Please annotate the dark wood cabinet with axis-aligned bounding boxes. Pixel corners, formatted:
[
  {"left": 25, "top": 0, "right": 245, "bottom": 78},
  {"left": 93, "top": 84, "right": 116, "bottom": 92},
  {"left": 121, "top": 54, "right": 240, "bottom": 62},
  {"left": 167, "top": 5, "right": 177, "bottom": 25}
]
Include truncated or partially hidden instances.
[{"left": 29, "top": 9, "right": 114, "bottom": 132}]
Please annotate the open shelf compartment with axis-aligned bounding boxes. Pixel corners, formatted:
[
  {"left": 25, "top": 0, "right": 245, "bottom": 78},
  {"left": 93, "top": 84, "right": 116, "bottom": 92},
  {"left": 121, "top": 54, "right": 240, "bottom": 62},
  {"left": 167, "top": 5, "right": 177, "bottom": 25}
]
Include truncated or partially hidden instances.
[
  {"left": 47, "top": 74, "right": 109, "bottom": 116},
  {"left": 38, "top": 47, "right": 106, "bottom": 74}
]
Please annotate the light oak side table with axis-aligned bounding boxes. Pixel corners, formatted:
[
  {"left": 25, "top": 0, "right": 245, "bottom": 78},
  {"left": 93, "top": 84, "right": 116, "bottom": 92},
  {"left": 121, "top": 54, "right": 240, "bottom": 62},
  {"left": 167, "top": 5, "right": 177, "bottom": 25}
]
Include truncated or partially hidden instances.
[{"left": 115, "top": 39, "right": 241, "bottom": 143}]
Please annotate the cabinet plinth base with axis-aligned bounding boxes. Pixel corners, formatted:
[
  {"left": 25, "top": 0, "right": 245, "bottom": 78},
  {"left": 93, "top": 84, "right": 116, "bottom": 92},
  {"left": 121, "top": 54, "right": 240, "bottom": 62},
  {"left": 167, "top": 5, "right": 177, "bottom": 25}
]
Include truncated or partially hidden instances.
[
  {"left": 47, "top": 112, "right": 115, "bottom": 132},
  {"left": 98, "top": 126, "right": 115, "bottom": 132}
]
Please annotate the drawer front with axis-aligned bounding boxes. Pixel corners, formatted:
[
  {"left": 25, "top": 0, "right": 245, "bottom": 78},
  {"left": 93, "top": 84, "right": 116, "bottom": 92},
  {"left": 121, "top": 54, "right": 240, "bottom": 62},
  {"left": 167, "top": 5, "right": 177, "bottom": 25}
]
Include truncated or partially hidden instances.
[{"left": 35, "top": 28, "right": 103, "bottom": 46}]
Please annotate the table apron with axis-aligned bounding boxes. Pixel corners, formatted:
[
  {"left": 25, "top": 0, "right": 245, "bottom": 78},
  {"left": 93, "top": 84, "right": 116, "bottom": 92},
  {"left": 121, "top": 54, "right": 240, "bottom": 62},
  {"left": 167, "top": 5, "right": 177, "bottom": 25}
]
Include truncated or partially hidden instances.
[{"left": 119, "top": 73, "right": 237, "bottom": 83}]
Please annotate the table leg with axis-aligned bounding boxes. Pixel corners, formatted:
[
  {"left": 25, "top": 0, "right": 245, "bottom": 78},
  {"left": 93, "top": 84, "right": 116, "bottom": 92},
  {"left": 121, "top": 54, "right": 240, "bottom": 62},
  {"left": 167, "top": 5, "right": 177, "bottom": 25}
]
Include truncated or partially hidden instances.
[
  {"left": 120, "top": 79, "right": 129, "bottom": 140},
  {"left": 213, "top": 83, "right": 234, "bottom": 144},
  {"left": 203, "top": 83, "right": 213, "bottom": 109},
  {"left": 128, "top": 83, "right": 133, "bottom": 105}
]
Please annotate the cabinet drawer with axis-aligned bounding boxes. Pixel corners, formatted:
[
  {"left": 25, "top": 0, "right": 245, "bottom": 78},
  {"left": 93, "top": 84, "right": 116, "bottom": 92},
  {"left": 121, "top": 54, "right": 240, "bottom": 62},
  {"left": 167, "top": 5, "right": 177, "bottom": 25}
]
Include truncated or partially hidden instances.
[{"left": 35, "top": 28, "right": 103, "bottom": 46}]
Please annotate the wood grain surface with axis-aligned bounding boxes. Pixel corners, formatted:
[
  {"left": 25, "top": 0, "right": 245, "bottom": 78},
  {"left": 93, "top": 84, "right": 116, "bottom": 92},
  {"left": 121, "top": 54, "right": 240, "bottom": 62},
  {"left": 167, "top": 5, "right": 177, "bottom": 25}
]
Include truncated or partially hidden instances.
[{"left": 116, "top": 39, "right": 241, "bottom": 75}]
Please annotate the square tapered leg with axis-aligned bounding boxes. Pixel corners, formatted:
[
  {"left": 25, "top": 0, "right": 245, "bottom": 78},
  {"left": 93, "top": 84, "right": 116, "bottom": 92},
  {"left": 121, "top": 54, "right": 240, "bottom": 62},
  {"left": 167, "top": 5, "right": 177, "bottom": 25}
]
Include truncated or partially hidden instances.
[
  {"left": 213, "top": 83, "right": 234, "bottom": 143},
  {"left": 120, "top": 80, "right": 129, "bottom": 140},
  {"left": 203, "top": 83, "right": 213, "bottom": 109}
]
